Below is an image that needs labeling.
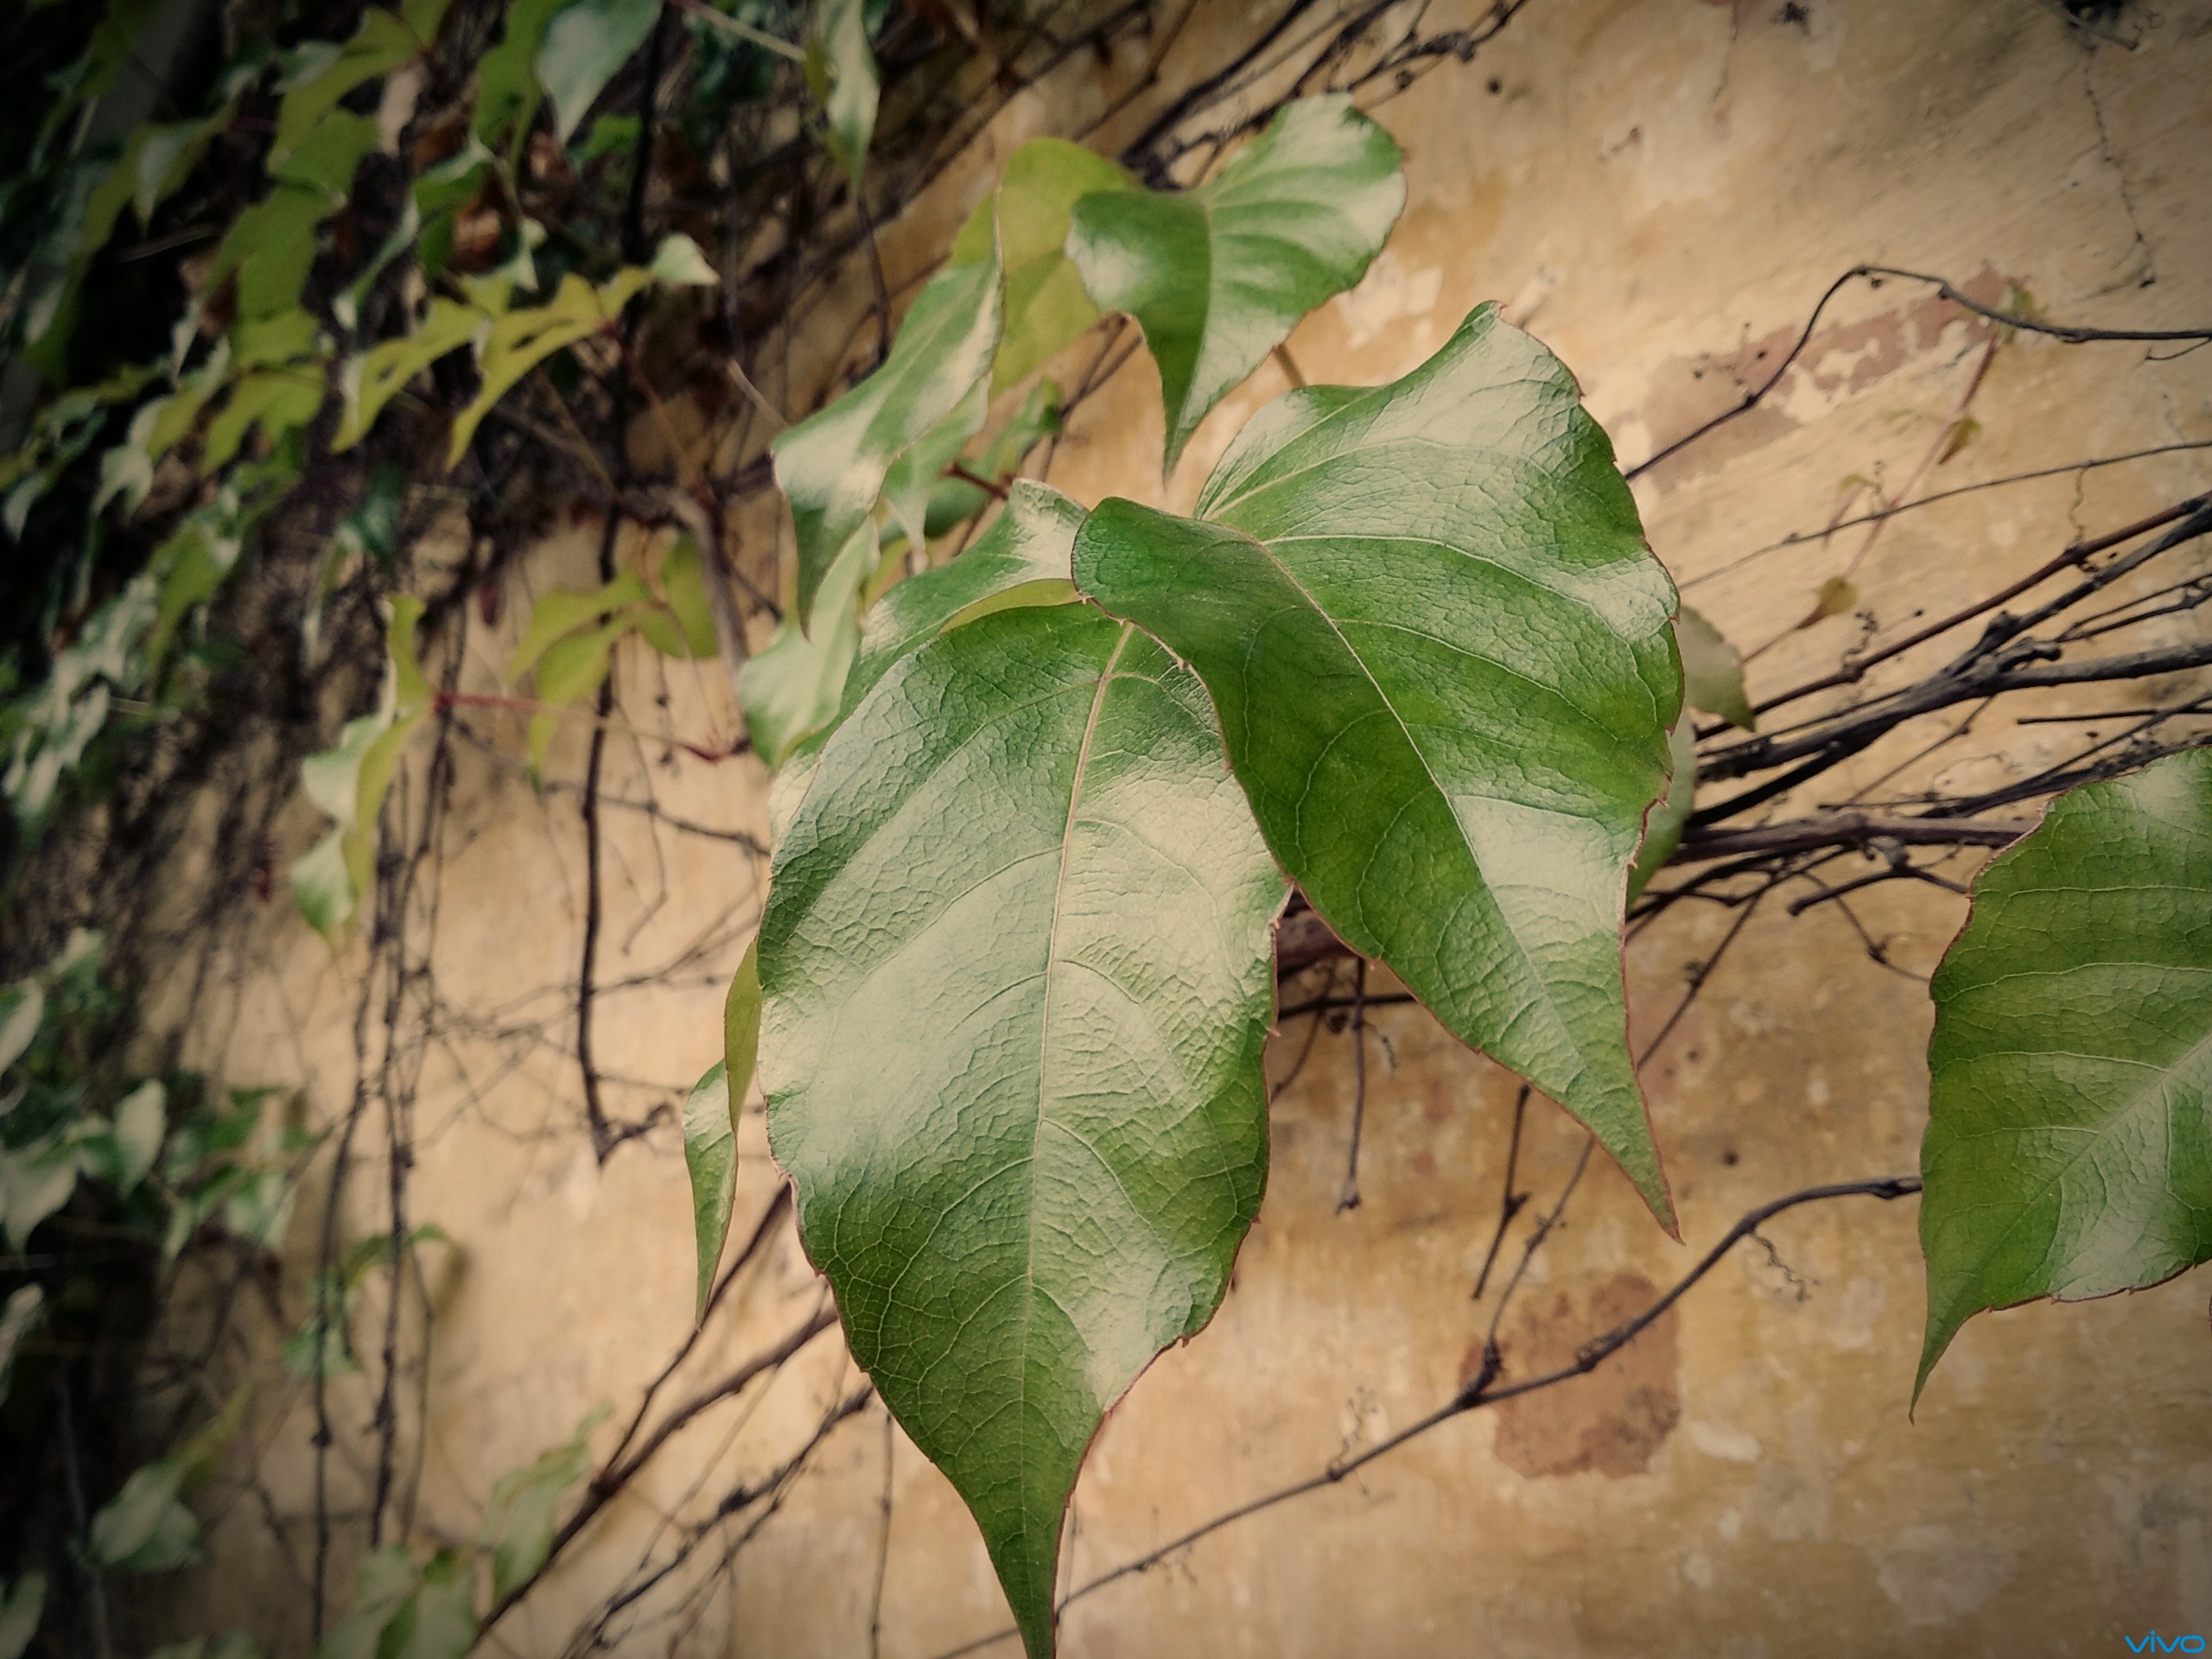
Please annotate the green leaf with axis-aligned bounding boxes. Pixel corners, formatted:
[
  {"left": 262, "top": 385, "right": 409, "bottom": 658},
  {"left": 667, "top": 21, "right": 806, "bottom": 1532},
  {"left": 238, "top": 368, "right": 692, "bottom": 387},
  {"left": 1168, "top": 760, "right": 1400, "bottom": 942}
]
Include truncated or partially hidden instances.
[
  {"left": 381, "top": 1554, "right": 476, "bottom": 1659},
  {"left": 445, "top": 265, "right": 659, "bottom": 466},
  {"left": 0, "top": 981, "right": 43, "bottom": 1077},
  {"left": 88, "top": 1463, "right": 200, "bottom": 1573},
  {"left": 505, "top": 575, "right": 654, "bottom": 683},
  {"left": 1628, "top": 716, "right": 1695, "bottom": 905},
  {"left": 760, "top": 603, "right": 1286, "bottom": 1658},
  {"left": 537, "top": 0, "right": 663, "bottom": 145},
  {"left": 0, "top": 1573, "right": 43, "bottom": 1659},
  {"left": 476, "top": 0, "right": 568, "bottom": 148},
  {"left": 0, "top": 1287, "right": 45, "bottom": 1403},
  {"left": 735, "top": 526, "right": 872, "bottom": 766},
  {"left": 200, "top": 368, "right": 327, "bottom": 475},
  {"left": 275, "top": 3, "right": 449, "bottom": 159},
  {"left": 524, "top": 614, "right": 629, "bottom": 777},
  {"left": 336, "top": 298, "right": 486, "bottom": 452},
  {"left": 481, "top": 1407, "right": 603, "bottom": 1604},
  {"left": 0, "top": 1141, "right": 81, "bottom": 1252},
  {"left": 682, "top": 938, "right": 762, "bottom": 1318},
  {"left": 807, "top": 0, "right": 877, "bottom": 183},
  {"left": 683, "top": 1061, "right": 736, "bottom": 1319},
  {"left": 1916, "top": 749, "right": 2212, "bottom": 1397},
  {"left": 953, "top": 139, "right": 1132, "bottom": 392},
  {"left": 652, "top": 537, "right": 719, "bottom": 658},
  {"left": 1073, "top": 303, "right": 1681, "bottom": 1228},
  {"left": 1065, "top": 95, "right": 1403, "bottom": 474},
  {"left": 848, "top": 479, "right": 1083, "bottom": 712},
  {"left": 1675, "top": 605, "right": 1755, "bottom": 731},
  {"left": 111, "top": 1079, "right": 166, "bottom": 1194},
  {"left": 319, "top": 1547, "right": 420, "bottom": 1659},
  {"left": 878, "top": 377, "right": 988, "bottom": 556},
  {"left": 771, "top": 245, "right": 1001, "bottom": 631}
]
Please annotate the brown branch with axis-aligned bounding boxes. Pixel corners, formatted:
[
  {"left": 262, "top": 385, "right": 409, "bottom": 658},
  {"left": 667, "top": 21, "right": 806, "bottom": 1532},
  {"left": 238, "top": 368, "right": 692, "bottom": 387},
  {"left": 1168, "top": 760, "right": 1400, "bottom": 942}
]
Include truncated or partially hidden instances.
[
  {"left": 926, "top": 1175, "right": 1923, "bottom": 1659},
  {"left": 1673, "top": 813, "right": 2034, "bottom": 864}
]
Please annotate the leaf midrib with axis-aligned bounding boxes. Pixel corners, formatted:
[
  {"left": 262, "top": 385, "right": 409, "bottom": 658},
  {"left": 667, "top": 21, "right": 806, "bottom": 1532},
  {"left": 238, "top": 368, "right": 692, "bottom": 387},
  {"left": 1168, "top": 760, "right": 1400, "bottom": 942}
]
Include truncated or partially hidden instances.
[
  {"left": 1237, "top": 531, "right": 1580, "bottom": 1074},
  {"left": 1011, "top": 620, "right": 1134, "bottom": 1566}
]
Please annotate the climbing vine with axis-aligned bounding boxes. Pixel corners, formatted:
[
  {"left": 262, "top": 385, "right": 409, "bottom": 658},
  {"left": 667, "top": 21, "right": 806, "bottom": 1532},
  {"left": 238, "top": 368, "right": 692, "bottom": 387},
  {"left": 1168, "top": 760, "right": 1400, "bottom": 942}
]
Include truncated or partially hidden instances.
[{"left": 0, "top": 2, "right": 2207, "bottom": 1657}]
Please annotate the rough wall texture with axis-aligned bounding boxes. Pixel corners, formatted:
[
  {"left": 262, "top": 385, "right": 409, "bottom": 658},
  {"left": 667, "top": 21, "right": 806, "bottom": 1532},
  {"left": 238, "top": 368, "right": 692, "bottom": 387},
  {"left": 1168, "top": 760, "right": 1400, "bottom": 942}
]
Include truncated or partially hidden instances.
[{"left": 169, "top": 1, "right": 2212, "bottom": 1655}]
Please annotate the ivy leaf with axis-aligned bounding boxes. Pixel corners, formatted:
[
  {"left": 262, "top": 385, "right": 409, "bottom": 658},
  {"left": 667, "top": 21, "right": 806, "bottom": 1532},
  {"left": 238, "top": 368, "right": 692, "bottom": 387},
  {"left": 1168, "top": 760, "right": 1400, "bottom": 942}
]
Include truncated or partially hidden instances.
[
  {"left": 806, "top": 0, "right": 877, "bottom": 183},
  {"left": 273, "top": 2, "right": 451, "bottom": 160},
  {"left": 847, "top": 479, "right": 1083, "bottom": 712},
  {"left": 0, "top": 981, "right": 43, "bottom": 1077},
  {"left": 735, "top": 526, "right": 872, "bottom": 766},
  {"left": 524, "top": 614, "right": 630, "bottom": 778},
  {"left": 1675, "top": 605, "right": 1755, "bottom": 731},
  {"left": 335, "top": 299, "right": 486, "bottom": 451},
  {"left": 770, "top": 244, "right": 1001, "bottom": 631},
  {"left": 447, "top": 270, "right": 645, "bottom": 466},
  {"left": 537, "top": 0, "right": 663, "bottom": 145},
  {"left": 1074, "top": 303, "right": 1681, "bottom": 1227},
  {"left": 200, "top": 368, "right": 327, "bottom": 474},
  {"left": 1917, "top": 749, "right": 2212, "bottom": 1397},
  {"left": 921, "top": 377, "right": 1064, "bottom": 537},
  {"left": 480, "top": 1407, "right": 604, "bottom": 1604},
  {"left": 476, "top": 0, "right": 568, "bottom": 149},
  {"left": 760, "top": 604, "right": 1285, "bottom": 1658},
  {"left": 952, "top": 139, "right": 1133, "bottom": 391},
  {"left": 1066, "top": 95, "right": 1403, "bottom": 474}
]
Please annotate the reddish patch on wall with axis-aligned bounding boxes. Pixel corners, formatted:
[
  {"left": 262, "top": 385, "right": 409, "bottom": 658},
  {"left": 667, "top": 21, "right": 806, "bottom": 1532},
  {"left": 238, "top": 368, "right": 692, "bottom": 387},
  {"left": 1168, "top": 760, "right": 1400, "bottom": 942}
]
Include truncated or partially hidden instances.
[
  {"left": 1472, "top": 1270, "right": 1681, "bottom": 1478},
  {"left": 1637, "top": 265, "right": 2015, "bottom": 484}
]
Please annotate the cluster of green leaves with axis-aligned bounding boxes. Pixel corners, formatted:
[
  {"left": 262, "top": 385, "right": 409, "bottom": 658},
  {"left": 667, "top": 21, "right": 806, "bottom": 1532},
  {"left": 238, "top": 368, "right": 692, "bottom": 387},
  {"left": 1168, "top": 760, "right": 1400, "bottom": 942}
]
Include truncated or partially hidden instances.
[
  {"left": 686, "top": 93, "right": 2212, "bottom": 1657},
  {"left": 0, "top": 0, "right": 789, "bottom": 861},
  {"left": 0, "top": 931, "right": 316, "bottom": 1659},
  {"left": 316, "top": 1405, "right": 605, "bottom": 1659}
]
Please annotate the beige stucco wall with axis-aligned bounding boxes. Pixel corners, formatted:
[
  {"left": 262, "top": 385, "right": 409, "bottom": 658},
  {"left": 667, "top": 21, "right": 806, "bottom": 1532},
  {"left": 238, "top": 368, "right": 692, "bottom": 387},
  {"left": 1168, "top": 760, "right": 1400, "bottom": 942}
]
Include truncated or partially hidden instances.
[{"left": 169, "top": 2, "right": 2212, "bottom": 1655}]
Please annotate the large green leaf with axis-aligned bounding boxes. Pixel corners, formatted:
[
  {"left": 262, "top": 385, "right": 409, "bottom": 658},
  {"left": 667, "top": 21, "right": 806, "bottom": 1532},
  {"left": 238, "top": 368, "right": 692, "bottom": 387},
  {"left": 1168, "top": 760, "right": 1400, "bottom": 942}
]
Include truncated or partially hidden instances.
[
  {"left": 760, "top": 604, "right": 1286, "bottom": 1658},
  {"left": 1917, "top": 748, "right": 2212, "bottom": 1396},
  {"left": 770, "top": 245, "right": 1001, "bottom": 631},
  {"left": 952, "top": 139, "right": 1133, "bottom": 392},
  {"left": 1065, "top": 95, "right": 1402, "bottom": 474},
  {"left": 1074, "top": 303, "right": 1681, "bottom": 1226}
]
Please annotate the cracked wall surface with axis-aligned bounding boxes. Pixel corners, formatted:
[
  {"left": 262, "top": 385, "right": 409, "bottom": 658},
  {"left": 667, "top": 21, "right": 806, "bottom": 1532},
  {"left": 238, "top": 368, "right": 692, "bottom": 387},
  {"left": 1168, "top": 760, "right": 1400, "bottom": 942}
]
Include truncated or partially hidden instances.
[{"left": 162, "top": 1, "right": 2212, "bottom": 1654}]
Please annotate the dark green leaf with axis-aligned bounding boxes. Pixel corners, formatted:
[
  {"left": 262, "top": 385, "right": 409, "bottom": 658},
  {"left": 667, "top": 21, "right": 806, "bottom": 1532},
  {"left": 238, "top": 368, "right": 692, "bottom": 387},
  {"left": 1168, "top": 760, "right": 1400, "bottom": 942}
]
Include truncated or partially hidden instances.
[
  {"left": 760, "top": 604, "right": 1286, "bottom": 1658},
  {"left": 538, "top": 0, "right": 663, "bottom": 145},
  {"left": 1074, "top": 303, "right": 1681, "bottom": 1227},
  {"left": 1065, "top": 95, "right": 1403, "bottom": 474},
  {"left": 88, "top": 1464, "right": 199, "bottom": 1573},
  {"left": 1675, "top": 605, "right": 1755, "bottom": 731},
  {"left": 1917, "top": 749, "right": 2212, "bottom": 1397},
  {"left": 771, "top": 246, "right": 1001, "bottom": 630}
]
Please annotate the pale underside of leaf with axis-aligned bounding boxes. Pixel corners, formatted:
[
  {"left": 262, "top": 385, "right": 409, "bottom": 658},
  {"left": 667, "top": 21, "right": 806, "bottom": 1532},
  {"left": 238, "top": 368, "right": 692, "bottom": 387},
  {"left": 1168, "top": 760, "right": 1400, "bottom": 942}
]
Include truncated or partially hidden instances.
[
  {"left": 1917, "top": 748, "right": 2212, "bottom": 1396},
  {"left": 1075, "top": 302, "right": 1680, "bottom": 1227},
  {"left": 760, "top": 604, "right": 1284, "bottom": 1657}
]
